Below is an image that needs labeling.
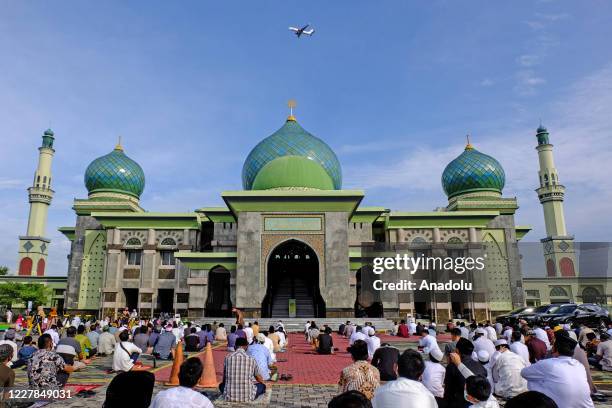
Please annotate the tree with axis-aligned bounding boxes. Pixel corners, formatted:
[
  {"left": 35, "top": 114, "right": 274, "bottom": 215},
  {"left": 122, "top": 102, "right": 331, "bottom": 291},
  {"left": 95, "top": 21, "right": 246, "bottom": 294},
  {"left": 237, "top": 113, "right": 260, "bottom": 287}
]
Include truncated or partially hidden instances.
[
  {"left": 0, "top": 282, "right": 50, "bottom": 308},
  {"left": 0, "top": 266, "right": 8, "bottom": 276}
]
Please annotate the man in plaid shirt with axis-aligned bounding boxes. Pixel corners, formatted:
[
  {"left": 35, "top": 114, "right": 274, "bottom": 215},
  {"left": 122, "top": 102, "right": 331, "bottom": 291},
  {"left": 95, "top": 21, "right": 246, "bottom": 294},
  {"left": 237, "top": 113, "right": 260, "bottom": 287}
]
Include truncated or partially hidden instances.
[{"left": 220, "top": 337, "right": 266, "bottom": 402}]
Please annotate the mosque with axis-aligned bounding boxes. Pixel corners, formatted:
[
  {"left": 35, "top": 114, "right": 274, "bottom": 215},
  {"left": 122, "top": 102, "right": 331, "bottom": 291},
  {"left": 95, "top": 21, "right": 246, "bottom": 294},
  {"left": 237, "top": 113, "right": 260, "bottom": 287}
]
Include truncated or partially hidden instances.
[{"left": 11, "top": 104, "right": 602, "bottom": 320}]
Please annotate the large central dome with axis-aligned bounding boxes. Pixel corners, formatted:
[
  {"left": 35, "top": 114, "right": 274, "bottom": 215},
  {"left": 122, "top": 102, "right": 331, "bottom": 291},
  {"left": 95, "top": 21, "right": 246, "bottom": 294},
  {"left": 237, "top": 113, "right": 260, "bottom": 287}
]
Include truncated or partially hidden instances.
[
  {"left": 84, "top": 144, "right": 145, "bottom": 199},
  {"left": 442, "top": 143, "right": 505, "bottom": 199},
  {"left": 242, "top": 116, "right": 342, "bottom": 190}
]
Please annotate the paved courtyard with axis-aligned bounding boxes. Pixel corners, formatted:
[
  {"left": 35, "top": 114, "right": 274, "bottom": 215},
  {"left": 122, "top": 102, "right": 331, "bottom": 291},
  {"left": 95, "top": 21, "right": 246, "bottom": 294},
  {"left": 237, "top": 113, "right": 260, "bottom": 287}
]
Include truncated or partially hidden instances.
[{"left": 11, "top": 332, "right": 612, "bottom": 407}]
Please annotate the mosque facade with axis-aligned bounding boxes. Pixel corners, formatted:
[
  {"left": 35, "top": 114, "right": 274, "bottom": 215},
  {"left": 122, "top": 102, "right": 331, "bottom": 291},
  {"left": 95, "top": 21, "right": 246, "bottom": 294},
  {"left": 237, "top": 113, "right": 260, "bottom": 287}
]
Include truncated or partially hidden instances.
[{"left": 13, "top": 108, "right": 601, "bottom": 320}]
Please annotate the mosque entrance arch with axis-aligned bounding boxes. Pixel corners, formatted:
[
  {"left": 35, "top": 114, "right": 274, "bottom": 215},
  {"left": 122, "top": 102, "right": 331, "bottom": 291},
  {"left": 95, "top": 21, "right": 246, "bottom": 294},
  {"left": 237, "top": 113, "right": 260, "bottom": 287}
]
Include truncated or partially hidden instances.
[
  {"left": 261, "top": 239, "right": 325, "bottom": 318},
  {"left": 205, "top": 266, "right": 233, "bottom": 317}
]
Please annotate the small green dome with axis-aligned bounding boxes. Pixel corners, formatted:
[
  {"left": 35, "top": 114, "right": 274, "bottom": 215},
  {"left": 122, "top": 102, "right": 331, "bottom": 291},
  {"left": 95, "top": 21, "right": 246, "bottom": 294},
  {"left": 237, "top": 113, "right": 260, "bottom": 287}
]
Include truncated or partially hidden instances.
[
  {"left": 242, "top": 117, "right": 342, "bottom": 190},
  {"left": 442, "top": 145, "right": 505, "bottom": 199},
  {"left": 84, "top": 146, "right": 145, "bottom": 199},
  {"left": 252, "top": 155, "right": 335, "bottom": 190}
]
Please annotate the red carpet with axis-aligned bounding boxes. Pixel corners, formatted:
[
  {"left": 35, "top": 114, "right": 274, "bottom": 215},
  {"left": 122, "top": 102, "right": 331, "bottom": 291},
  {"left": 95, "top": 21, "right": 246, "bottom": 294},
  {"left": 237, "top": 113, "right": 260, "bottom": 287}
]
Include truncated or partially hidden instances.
[{"left": 154, "top": 332, "right": 435, "bottom": 385}]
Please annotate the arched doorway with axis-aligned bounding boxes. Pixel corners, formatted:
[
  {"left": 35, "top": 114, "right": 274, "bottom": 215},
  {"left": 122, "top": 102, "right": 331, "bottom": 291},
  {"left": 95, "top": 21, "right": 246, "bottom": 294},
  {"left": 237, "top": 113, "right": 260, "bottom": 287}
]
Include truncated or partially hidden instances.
[
  {"left": 354, "top": 267, "right": 383, "bottom": 317},
  {"left": 262, "top": 239, "right": 325, "bottom": 318},
  {"left": 206, "top": 266, "right": 233, "bottom": 317}
]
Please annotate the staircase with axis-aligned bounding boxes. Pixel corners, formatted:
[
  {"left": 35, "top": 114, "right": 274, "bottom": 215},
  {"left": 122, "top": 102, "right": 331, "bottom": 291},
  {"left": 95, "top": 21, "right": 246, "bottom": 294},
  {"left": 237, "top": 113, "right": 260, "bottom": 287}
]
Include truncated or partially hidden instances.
[
  {"left": 193, "top": 317, "right": 397, "bottom": 333},
  {"left": 270, "top": 277, "right": 315, "bottom": 318}
]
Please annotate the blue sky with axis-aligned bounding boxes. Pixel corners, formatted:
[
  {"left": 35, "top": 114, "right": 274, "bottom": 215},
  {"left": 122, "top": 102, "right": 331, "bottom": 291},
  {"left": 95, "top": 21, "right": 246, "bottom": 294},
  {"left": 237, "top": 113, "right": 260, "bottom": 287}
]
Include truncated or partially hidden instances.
[{"left": 1, "top": 1, "right": 612, "bottom": 276}]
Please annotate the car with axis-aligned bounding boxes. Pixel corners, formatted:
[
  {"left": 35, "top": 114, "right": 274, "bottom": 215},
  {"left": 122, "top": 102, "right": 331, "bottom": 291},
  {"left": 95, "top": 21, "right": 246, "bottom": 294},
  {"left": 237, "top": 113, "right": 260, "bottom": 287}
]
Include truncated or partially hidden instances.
[
  {"left": 537, "top": 303, "right": 610, "bottom": 328},
  {"left": 516, "top": 304, "right": 557, "bottom": 325},
  {"left": 496, "top": 306, "right": 532, "bottom": 327}
]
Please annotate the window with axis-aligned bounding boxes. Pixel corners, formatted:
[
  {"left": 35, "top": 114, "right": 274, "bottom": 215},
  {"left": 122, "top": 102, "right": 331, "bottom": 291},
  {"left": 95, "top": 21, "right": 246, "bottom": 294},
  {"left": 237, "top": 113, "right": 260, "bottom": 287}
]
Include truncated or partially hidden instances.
[
  {"left": 160, "top": 238, "right": 176, "bottom": 246},
  {"left": 550, "top": 286, "right": 568, "bottom": 297},
  {"left": 126, "top": 238, "right": 142, "bottom": 246},
  {"left": 160, "top": 251, "right": 175, "bottom": 266},
  {"left": 177, "top": 293, "right": 189, "bottom": 303},
  {"left": 126, "top": 250, "right": 142, "bottom": 266},
  {"left": 582, "top": 287, "right": 601, "bottom": 304}
]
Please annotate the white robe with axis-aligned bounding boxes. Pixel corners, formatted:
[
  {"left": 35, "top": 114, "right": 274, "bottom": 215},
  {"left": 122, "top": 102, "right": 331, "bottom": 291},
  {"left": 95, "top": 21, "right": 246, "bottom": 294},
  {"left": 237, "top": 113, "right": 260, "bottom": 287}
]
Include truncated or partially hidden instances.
[
  {"left": 422, "top": 361, "right": 445, "bottom": 398},
  {"left": 372, "top": 377, "right": 437, "bottom": 408},
  {"left": 521, "top": 356, "right": 594, "bottom": 408},
  {"left": 509, "top": 341, "right": 531, "bottom": 366},
  {"left": 491, "top": 350, "right": 528, "bottom": 399}
]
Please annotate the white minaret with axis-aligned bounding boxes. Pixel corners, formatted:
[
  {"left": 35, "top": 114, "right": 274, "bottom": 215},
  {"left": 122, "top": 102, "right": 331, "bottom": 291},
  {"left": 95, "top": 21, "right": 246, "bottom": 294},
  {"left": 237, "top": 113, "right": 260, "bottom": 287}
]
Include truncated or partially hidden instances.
[
  {"left": 17, "top": 129, "right": 55, "bottom": 276},
  {"left": 535, "top": 125, "right": 578, "bottom": 277}
]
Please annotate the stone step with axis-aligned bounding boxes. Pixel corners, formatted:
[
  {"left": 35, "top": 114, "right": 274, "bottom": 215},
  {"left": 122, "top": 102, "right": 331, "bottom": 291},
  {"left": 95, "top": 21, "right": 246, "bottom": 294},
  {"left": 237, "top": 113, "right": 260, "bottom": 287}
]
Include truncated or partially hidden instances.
[{"left": 193, "top": 317, "right": 396, "bottom": 332}]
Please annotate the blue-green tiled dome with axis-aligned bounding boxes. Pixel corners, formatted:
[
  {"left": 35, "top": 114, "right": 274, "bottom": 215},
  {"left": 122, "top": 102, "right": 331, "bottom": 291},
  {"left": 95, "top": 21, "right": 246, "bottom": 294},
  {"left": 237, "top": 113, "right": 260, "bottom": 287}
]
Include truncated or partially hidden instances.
[
  {"left": 84, "top": 145, "right": 145, "bottom": 199},
  {"left": 442, "top": 145, "right": 505, "bottom": 199},
  {"left": 242, "top": 117, "right": 342, "bottom": 190}
]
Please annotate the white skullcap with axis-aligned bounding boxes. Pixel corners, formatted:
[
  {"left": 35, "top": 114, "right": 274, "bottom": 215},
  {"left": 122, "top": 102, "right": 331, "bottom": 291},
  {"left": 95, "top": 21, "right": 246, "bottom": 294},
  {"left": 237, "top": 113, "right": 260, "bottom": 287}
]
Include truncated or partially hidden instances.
[{"left": 477, "top": 350, "right": 490, "bottom": 362}]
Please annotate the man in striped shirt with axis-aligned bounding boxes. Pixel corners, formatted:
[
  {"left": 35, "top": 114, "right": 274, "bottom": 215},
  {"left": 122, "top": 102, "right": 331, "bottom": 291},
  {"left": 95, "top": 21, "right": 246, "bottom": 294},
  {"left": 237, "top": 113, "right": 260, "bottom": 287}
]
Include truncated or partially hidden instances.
[{"left": 220, "top": 337, "right": 266, "bottom": 402}]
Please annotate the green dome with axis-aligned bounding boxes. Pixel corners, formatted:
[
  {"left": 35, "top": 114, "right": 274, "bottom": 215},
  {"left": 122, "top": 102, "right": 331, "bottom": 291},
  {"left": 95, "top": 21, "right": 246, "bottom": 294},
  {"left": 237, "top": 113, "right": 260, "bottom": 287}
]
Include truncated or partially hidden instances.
[
  {"left": 442, "top": 145, "right": 505, "bottom": 199},
  {"left": 84, "top": 146, "right": 145, "bottom": 199},
  {"left": 242, "top": 117, "right": 342, "bottom": 190},
  {"left": 252, "top": 155, "right": 335, "bottom": 190}
]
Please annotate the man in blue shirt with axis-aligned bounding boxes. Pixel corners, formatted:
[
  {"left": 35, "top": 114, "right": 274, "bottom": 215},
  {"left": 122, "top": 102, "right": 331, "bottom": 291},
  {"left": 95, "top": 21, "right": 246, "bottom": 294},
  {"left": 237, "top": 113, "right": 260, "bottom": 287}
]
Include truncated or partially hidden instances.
[
  {"left": 246, "top": 334, "right": 273, "bottom": 381},
  {"left": 227, "top": 325, "right": 238, "bottom": 351}
]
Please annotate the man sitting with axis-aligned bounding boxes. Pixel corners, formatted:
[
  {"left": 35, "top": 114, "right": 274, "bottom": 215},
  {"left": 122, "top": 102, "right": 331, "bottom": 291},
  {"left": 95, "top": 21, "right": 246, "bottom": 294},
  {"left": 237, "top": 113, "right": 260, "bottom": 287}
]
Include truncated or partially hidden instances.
[
  {"left": 590, "top": 332, "right": 612, "bottom": 371},
  {"left": 397, "top": 320, "right": 409, "bottom": 338},
  {"left": 58, "top": 326, "right": 90, "bottom": 365},
  {"left": 220, "top": 337, "right": 266, "bottom": 402},
  {"left": 247, "top": 334, "right": 273, "bottom": 381},
  {"left": 372, "top": 343, "right": 399, "bottom": 381},
  {"left": 317, "top": 327, "right": 334, "bottom": 355},
  {"left": 97, "top": 326, "right": 116, "bottom": 356},
  {"left": 150, "top": 357, "right": 214, "bottom": 407},
  {"left": 349, "top": 326, "right": 367, "bottom": 346},
  {"left": 184, "top": 327, "right": 201, "bottom": 352},
  {"left": 113, "top": 330, "right": 146, "bottom": 372},
  {"left": 372, "top": 349, "right": 437, "bottom": 407},
  {"left": 75, "top": 324, "right": 96, "bottom": 358},
  {"left": 153, "top": 324, "right": 177, "bottom": 360}
]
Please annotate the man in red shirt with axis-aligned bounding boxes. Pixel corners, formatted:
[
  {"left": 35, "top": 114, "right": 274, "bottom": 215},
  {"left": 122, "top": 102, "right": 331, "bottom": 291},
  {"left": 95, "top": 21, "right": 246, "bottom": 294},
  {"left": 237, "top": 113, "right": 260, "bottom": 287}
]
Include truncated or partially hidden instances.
[
  {"left": 525, "top": 329, "right": 548, "bottom": 363},
  {"left": 397, "top": 320, "right": 409, "bottom": 338}
]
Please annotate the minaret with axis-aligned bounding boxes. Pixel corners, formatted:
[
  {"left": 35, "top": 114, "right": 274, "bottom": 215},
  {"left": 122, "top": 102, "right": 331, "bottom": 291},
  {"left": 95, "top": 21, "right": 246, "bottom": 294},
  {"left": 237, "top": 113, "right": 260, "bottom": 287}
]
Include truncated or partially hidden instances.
[
  {"left": 535, "top": 125, "right": 578, "bottom": 277},
  {"left": 17, "top": 129, "right": 55, "bottom": 276}
]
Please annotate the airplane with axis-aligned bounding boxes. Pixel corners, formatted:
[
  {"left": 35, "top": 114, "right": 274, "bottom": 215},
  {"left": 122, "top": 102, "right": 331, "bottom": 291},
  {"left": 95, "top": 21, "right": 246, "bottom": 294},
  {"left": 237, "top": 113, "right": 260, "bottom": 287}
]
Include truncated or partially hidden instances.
[{"left": 289, "top": 24, "right": 315, "bottom": 38}]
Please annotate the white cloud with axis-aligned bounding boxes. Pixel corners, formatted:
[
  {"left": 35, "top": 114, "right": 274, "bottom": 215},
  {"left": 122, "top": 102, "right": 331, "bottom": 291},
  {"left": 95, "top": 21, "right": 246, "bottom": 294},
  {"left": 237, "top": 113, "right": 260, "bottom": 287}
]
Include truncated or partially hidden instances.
[
  {"left": 517, "top": 54, "right": 540, "bottom": 67},
  {"left": 514, "top": 70, "right": 547, "bottom": 96},
  {"left": 480, "top": 78, "right": 494, "bottom": 87},
  {"left": 344, "top": 63, "right": 612, "bottom": 242},
  {"left": 0, "top": 178, "right": 26, "bottom": 189}
]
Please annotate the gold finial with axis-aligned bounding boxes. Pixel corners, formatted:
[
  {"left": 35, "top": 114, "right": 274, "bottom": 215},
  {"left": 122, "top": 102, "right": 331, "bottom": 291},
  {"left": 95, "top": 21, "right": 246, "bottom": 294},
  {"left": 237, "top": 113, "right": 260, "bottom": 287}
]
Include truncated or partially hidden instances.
[
  {"left": 287, "top": 99, "right": 297, "bottom": 121},
  {"left": 465, "top": 134, "right": 473, "bottom": 150},
  {"left": 115, "top": 135, "right": 124, "bottom": 151}
]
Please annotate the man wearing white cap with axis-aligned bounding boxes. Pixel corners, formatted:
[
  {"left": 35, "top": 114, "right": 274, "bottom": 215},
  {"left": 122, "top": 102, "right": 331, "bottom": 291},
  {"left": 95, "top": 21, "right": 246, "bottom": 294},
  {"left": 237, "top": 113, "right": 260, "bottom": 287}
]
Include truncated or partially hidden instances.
[
  {"left": 422, "top": 348, "right": 445, "bottom": 398},
  {"left": 418, "top": 328, "right": 441, "bottom": 355},
  {"left": 477, "top": 350, "right": 494, "bottom": 388},
  {"left": 472, "top": 328, "right": 496, "bottom": 363},
  {"left": 246, "top": 333, "right": 273, "bottom": 381},
  {"left": 365, "top": 327, "right": 381, "bottom": 359},
  {"left": 491, "top": 339, "right": 528, "bottom": 399}
]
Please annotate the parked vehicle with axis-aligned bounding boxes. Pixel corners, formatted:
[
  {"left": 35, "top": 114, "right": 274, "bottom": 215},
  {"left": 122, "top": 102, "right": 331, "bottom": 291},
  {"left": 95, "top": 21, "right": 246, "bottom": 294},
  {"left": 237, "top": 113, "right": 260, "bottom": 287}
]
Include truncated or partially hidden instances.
[
  {"left": 537, "top": 303, "right": 610, "bottom": 328},
  {"left": 516, "top": 304, "right": 557, "bottom": 325},
  {"left": 495, "top": 306, "right": 532, "bottom": 327}
]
